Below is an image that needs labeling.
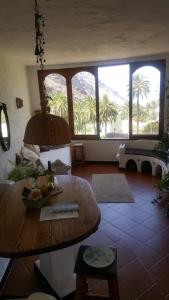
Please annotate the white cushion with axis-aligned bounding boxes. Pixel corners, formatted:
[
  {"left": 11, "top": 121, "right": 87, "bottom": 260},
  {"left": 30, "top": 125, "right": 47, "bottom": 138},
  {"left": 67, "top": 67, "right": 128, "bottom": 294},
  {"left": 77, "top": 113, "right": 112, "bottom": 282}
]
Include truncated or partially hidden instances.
[
  {"left": 21, "top": 146, "right": 39, "bottom": 162},
  {"left": 126, "top": 139, "right": 158, "bottom": 150},
  {"left": 51, "top": 159, "right": 71, "bottom": 174},
  {"left": 23, "top": 144, "right": 40, "bottom": 157},
  {"left": 32, "top": 145, "right": 40, "bottom": 156}
]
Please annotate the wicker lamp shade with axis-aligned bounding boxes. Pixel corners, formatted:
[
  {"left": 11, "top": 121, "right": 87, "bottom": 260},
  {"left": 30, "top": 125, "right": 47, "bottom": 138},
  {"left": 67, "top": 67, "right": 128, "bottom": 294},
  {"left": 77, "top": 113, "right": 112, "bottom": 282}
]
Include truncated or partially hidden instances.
[{"left": 23, "top": 113, "right": 71, "bottom": 145}]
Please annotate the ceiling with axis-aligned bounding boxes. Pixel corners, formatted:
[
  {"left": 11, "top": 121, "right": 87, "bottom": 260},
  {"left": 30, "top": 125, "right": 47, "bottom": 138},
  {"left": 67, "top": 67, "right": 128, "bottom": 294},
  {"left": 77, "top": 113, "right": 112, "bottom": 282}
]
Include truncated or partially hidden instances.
[{"left": 1, "top": 0, "right": 169, "bottom": 66}]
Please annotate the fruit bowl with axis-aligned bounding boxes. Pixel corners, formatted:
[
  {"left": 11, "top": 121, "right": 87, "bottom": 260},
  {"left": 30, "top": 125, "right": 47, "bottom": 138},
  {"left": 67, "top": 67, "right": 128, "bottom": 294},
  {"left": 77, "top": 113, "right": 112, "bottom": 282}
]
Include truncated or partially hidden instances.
[
  {"left": 22, "top": 183, "right": 64, "bottom": 210},
  {"left": 22, "top": 184, "right": 51, "bottom": 210},
  {"left": 22, "top": 194, "right": 50, "bottom": 210}
]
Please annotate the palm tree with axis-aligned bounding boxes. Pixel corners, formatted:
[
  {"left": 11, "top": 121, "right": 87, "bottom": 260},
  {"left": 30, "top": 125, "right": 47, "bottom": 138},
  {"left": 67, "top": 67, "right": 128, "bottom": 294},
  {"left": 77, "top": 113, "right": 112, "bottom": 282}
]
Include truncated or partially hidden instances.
[
  {"left": 119, "top": 101, "right": 129, "bottom": 120},
  {"left": 73, "top": 100, "right": 87, "bottom": 134},
  {"left": 83, "top": 96, "right": 96, "bottom": 133},
  {"left": 142, "top": 100, "right": 159, "bottom": 134},
  {"left": 142, "top": 121, "right": 158, "bottom": 134},
  {"left": 48, "top": 92, "right": 68, "bottom": 121},
  {"left": 132, "top": 73, "right": 150, "bottom": 133},
  {"left": 99, "top": 94, "right": 118, "bottom": 135},
  {"left": 132, "top": 104, "right": 148, "bottom": 133}
]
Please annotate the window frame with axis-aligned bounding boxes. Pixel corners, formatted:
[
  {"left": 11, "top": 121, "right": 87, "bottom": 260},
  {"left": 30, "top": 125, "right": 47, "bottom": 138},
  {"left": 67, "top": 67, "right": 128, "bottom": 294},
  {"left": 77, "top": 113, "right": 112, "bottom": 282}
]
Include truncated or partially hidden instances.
[
  {"left": 129, "top": 59, "right": 166, "bottom": 140},
  {"left": 68, "top": 67, "right": 99, "bottom": 140},
  {"left": 38, "top": 59, "right": 165, "bottom": 141}
]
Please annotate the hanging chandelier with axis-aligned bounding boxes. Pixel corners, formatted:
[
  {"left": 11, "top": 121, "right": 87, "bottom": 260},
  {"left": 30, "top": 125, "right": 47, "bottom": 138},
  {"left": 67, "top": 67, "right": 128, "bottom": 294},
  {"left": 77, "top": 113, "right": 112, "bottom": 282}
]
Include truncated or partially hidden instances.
[{"left": 23, "top": 0, "right": 70, "bottom": 146}]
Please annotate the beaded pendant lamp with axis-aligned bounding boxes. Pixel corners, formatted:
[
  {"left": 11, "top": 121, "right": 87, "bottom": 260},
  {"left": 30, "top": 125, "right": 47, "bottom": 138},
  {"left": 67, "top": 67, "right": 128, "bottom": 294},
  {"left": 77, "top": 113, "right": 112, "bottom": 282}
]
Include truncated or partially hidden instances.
[{"left": 23, "top": 0, "right": 70, "bottom": 145}]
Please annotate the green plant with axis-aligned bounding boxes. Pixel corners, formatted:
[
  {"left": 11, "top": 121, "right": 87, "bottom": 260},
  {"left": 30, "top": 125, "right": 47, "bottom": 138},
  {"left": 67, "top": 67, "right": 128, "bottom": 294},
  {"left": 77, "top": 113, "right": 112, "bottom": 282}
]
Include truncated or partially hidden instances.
[
  {"left": 154, "top": 133, "right": 169, "bottom": 151},
  {"left": 154, "top": 171, "right": 169, "bottom": 218},
  {"left": 8, "top": 162, "right": 41, "bottom": 182},
  {"left": 165, "top": 80, "right": 169, "bottom": 132},
  {"left": 156, "top": 171, "right": 169, "bottom": 191}
]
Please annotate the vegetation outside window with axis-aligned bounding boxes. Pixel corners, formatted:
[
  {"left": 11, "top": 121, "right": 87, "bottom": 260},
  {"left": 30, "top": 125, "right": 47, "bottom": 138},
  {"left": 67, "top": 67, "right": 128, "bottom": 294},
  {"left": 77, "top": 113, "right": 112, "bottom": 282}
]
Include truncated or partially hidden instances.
[
  {"left": 130, "top": 60, "right": 165, "bottom": 139},
  {"left": 72, "top": 71, "right": 97, "bottom": 136},
  {"left": 44, "top": 73, "right": 69, "bottom": 122},
  {"left": 98, "top": 65, "right": 129, "bottom": 139}
]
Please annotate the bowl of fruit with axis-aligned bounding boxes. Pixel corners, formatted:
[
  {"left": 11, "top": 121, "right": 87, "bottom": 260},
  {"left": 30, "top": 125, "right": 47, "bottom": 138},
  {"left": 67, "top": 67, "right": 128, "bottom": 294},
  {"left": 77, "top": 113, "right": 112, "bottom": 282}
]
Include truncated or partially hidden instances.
[{"left": 22, "top": 184, "right": 51, "bottom": 210}]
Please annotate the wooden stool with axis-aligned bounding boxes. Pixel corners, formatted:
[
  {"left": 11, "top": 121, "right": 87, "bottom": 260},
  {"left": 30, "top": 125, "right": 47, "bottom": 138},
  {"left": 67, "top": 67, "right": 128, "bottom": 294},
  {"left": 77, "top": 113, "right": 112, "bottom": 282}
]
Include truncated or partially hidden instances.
[
  {"left": 74, "top": 246, "right": 120, "bottom": 300},
  {"left": 72, "top": 143, "right": 85, "bottom": 163}
]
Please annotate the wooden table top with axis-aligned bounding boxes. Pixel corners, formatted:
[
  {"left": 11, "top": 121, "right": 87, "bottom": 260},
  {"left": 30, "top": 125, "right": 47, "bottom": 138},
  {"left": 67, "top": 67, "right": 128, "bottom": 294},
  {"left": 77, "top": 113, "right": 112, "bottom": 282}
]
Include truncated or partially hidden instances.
[{"left": 0, "top": 175, "right": 100, "bottom": 258}]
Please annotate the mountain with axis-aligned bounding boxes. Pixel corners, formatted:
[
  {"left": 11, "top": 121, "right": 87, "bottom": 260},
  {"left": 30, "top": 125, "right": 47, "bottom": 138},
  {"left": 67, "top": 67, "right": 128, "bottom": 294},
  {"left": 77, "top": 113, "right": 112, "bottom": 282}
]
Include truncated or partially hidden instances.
[{"left": 45, "top": 72, "right": 126, "bottom": 104}]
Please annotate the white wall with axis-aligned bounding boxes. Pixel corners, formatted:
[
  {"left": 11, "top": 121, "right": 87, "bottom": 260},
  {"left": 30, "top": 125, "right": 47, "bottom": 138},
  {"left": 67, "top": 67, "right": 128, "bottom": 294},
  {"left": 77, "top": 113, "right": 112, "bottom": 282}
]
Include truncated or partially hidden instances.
[
  {"left": 71, "top": 139, "right": 159, "bottom": 162},
  {"left": 27, "top": 66, "right": 41, "bottom": 113},
  {"left": 27, "top": 54, "right": 169, "bottom": 161},
  {"left": 0, "top": 57, "right": 31, "bottom": 179}
]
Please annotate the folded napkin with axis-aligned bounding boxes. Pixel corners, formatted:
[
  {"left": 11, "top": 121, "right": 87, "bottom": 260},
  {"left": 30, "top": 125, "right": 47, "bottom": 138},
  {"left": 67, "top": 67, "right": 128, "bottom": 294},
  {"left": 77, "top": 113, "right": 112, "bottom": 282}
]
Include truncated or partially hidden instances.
[
  {"left": 40, "top": 203, "right": 79, "bottom": 221},
  {"left": 49, "top": 203, "right": 79, "bottom": 213}
]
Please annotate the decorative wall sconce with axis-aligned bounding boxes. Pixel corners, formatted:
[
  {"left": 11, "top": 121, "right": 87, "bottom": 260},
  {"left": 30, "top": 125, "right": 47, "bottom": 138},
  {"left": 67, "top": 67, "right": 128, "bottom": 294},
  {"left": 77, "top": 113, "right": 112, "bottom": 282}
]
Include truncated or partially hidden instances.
[{"left": 16, "top": 98, "right": 24, "bottom": 109}]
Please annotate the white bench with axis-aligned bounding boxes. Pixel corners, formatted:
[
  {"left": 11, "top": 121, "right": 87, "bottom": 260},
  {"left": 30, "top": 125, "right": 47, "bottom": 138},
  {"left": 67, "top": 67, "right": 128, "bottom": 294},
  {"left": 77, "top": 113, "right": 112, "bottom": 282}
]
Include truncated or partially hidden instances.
[{"left": 117, "top": 140, "right": 169, "bottom": 176}]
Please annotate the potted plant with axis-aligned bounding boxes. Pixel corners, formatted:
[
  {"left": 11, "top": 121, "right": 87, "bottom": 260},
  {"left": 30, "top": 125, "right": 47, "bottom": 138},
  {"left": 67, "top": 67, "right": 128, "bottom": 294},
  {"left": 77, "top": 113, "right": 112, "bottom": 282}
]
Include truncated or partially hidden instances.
[
  {"left": 156, "top": 171, "right": 169, "bottom": 191},
  {"left": 154, "top": 133, "right": 169, "bottom": 152},
  {"left": 155, "top": 172, "right": 169, "bottom": 217}
]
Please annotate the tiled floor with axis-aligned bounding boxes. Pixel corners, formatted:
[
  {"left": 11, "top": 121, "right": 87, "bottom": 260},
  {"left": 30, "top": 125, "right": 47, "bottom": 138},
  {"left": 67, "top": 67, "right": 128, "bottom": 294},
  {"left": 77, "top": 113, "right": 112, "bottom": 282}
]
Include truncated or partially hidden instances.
[{"left": 1, "top": 162, "right": 169, "bottom": 299}]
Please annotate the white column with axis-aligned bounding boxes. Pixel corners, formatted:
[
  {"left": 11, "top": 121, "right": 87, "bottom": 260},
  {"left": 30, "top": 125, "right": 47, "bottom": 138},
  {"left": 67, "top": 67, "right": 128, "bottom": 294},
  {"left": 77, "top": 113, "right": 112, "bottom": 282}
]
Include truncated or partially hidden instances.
[{"left": 35, "top": 244, "right": 81, "bottom": 298}]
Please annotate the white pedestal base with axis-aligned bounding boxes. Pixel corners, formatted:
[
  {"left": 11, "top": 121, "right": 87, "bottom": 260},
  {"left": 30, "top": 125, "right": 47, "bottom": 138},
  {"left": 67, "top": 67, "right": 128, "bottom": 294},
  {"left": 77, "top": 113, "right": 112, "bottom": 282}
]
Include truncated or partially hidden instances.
[{"left": 35, "top": 244, "right": 80, "bottom": 299}]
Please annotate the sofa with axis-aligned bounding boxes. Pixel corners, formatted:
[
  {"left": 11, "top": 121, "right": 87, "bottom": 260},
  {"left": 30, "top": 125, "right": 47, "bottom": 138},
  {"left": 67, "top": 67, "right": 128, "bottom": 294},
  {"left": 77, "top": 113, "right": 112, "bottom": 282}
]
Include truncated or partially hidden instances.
[
  {"left": 39, "top": 146, "right": 71, "bottom": 169},
  {"left": 20, "top": 144, "right": 72, "bottom": 175}
]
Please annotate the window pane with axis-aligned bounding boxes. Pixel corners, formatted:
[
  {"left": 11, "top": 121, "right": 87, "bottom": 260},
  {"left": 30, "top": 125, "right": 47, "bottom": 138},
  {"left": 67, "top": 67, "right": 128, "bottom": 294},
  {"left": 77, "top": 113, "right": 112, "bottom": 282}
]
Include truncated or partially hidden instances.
[
  {"left": 44, "top": 73, "right": 68, "bottom": 122},
  {"left": 98, "top": 65, "right": 129, "bottom": 139},
  {"left": 72, "top": 72, "right": 96, "bottom": 135},
  {"left": 132, "top": 66, "right": 160, "bottom": 135}
]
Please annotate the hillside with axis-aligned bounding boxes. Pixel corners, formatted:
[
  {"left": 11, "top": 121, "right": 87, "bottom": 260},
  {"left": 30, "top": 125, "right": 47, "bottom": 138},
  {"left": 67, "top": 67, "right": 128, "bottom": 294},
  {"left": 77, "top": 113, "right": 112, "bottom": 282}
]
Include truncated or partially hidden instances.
[{"left": 45, "top": 72, "right": 126, "bottom": 104}]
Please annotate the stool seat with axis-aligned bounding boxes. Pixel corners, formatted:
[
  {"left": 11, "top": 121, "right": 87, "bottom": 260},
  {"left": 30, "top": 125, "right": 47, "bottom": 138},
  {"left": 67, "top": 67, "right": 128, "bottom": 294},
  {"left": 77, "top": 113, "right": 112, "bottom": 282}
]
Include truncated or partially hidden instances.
[
  {"left": 5, "top": 293, "right": 56, "bottom": 300},
  {"left": 75, "top": 246, "right": 117, "bottom": 278},
  {"left": 27, "top": 293, "right": 56, "bottom": 300},
  {"left": 74, "top": 245, "right": 120, "bottom": 300}
]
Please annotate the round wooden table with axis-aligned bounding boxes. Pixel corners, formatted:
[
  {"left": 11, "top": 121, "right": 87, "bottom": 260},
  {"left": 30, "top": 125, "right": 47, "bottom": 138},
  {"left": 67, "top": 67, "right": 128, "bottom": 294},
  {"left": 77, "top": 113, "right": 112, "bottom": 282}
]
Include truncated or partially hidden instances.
[{"left": 0, "top": 175, "right": 100, "bottom": 298}]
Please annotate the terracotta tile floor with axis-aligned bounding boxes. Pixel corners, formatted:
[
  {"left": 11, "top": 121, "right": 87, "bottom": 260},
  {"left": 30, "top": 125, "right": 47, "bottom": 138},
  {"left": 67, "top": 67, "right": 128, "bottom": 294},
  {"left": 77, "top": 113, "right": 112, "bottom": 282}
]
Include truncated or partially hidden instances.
[{"left": 1, "top": 162, "right": 169, "bottom": 299}]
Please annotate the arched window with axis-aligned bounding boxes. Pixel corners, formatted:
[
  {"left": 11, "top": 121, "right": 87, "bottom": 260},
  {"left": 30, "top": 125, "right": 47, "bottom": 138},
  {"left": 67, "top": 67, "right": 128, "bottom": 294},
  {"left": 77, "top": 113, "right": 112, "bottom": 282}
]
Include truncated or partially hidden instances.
[
  {"left": 38, "top": 59, "right": 165, "bottom": 140},
  {"left": 130, "top": 61, "right": 165, "bottom": 138},
  {"left": 44, "top": 73, "right": 69, "bottom": 122},
  {"left": 71, "top": 71, "right": 97, "bottom": 137}
]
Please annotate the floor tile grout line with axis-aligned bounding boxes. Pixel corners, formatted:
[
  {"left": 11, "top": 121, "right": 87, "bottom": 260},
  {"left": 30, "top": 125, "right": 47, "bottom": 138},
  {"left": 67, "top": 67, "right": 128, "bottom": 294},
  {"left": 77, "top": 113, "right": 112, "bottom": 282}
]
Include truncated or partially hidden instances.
[
  {"left": 135, "top": 282, "right": 162, "bottom": 300},
  {"left": 148, "top": 253, "right": 169, "bottom": 272}
]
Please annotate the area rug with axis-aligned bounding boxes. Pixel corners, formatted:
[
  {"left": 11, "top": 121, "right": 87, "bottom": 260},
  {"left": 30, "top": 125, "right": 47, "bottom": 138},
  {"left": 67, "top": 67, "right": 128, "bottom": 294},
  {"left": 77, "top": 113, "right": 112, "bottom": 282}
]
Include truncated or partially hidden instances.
[{"left": 92, "top": 173, "right": 135, "bottom": 203}]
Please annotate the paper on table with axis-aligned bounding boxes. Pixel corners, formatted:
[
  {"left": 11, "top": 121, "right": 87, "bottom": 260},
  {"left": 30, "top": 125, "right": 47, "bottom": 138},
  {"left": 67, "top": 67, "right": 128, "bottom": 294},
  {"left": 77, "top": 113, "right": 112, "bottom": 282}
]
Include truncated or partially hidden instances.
[
  {"left": 49, "top": 203, "right": 79, "bottom": 213},
  {"left": 40, "top": 206, "right": 79, "bottom": 221}
]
